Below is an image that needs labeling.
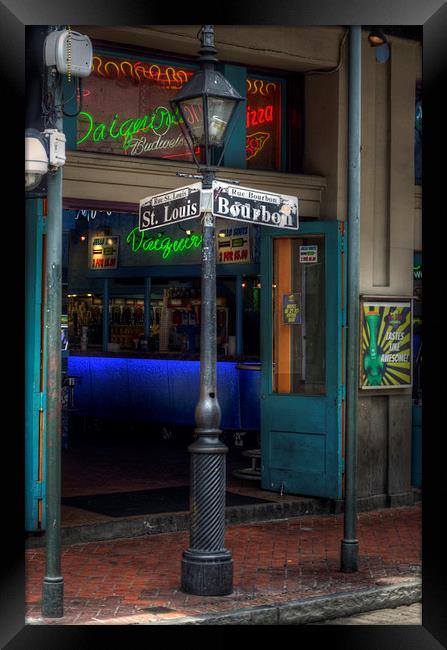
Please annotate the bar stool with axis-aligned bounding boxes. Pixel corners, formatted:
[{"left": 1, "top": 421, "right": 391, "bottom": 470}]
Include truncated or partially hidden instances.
[
  {"left": 62, "top": 375, "right": 82, "bottom": 449},
  {"left": 232, "top": 448, "right": 261, "bottom": 481}
]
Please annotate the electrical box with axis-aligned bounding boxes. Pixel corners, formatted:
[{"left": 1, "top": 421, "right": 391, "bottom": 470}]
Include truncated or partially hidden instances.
[
  {"left": 44, "top": 30, "right": 92, "bottom": 78},
  {"left": 44, "top": 129, "right": 66, "bottom": 168}
]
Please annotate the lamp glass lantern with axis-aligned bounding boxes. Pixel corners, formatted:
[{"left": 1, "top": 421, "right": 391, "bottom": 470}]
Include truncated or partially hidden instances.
[{"left": 170, "top": 67, "right": 245, "bottom": 169}]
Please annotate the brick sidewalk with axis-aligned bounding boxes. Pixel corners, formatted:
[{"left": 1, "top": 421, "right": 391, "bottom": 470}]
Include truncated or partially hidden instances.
[{"left": 25, "top": 503, "right": 421, "bottom": 625}]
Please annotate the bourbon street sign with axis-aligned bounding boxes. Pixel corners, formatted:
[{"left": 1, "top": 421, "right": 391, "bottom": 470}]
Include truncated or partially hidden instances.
[
  {"left": 211, "top": 180, "right": 299, "bottom": 230},
  {"left": 139, "top": 180, "right": 299, "bottom": 232},
  {"left": 139, "top": 183, "right": 202, "bottom": 231}
]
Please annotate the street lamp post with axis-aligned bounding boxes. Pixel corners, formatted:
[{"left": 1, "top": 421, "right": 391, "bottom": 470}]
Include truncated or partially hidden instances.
[
  {"left": 41, "top": 47, "right": 65, "bottom": 618},
  {"left": 170, "top": 25, "right": 244, "bottom": 596}
]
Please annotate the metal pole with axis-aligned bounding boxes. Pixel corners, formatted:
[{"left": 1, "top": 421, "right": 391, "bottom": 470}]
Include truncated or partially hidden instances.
[
  {"left": 42, "top": 50, "right": 64, "bottom": 616},
  {"left": 341, "top": 25, "right": 361, "bottom": 572},
  {"left": 102, "top": 278, "right": 109, "bottom": 352},
  {"left": 144, "top": 276, "right": 152, "bottom": 341},
  {"left": 180, "top": 26, "right": 233, "bottom": 594},
  {"left": 181, "top": 170, "right": 233, "bottom": 595},
  {"left": 236, "top": 275, "right": 243, "bottom": 356}
]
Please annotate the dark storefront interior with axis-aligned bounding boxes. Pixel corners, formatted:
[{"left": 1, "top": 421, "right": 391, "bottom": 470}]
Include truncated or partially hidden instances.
[{"left": 60, "top": 209, "right": 273, "bottom": 526}]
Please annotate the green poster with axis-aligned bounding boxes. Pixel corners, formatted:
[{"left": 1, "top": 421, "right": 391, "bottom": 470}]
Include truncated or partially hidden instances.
[{"left": 360, "top": 301, "right": 412, "bottom": 389}]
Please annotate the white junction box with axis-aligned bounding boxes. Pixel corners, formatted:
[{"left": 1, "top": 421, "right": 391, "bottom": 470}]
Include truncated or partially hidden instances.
[
  {"left": 44, "top": 29, "right": 92, "bottom": 77},
  {"left": 44, "top": 129, "right": 66, "bottom": 168}
]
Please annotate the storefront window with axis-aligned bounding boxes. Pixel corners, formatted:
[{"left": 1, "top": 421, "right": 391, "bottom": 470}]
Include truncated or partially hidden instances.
[
  {"left": 70, "top": 47, "right": 303, "bottom": 173},
  {"left": 272, "top": 236, "right": 325, "bottom": 394},
  {"left": 76, "top": 52, "right": 198, "bottom": 161},
  {"left": 246, "top": 77, "right": 282, "bottom": 171}
]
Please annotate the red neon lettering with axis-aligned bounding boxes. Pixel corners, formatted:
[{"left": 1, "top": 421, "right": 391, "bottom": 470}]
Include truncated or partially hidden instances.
[{"left": 246, "top": 105, "right": 274, "bottom": 128}]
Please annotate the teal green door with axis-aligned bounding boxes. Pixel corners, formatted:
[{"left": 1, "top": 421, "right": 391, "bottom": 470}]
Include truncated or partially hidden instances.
[{"left": 260, "top": 221, "right": 345, "bottom": 498}]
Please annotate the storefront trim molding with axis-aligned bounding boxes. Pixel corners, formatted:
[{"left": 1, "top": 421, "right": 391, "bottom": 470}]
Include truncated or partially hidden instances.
[
  {"left": 83, "top": 263, "right": 259, "bottom": 280},
  {"left": 63, "top": 151, "right": 326, "bottom": 219}
]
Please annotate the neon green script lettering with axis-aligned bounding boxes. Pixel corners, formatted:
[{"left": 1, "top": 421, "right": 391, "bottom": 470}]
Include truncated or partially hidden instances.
[
  {"left": 126, "top": 227, "right": 202, "bottom": 259},
  {"left": 77, "top": 108, "right": 184, "bottom": 149}
]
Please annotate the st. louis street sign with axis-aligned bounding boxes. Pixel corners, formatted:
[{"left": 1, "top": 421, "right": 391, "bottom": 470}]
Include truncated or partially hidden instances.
[
  {"left": 139, "top": 180, "right": 298, "bottom": 232},
  {"left": 212, "top": 180, "right": 298, "bottom": 230},
  {"left": 139, "top": 183, "right": 202, "bottom": 231}
]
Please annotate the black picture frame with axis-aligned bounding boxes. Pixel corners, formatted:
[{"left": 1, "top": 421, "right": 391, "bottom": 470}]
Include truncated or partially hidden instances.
[{"left": 5, "top": 0, "right": 445, "bottom": 648}]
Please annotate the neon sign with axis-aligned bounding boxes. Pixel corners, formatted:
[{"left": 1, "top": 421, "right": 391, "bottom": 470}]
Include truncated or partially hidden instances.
[
  {"left": 126, "top": 226, "right": 202, "bottom": 260},
  {"left": 92, "top": 55, "right": 194, "bottom": 89},
  {"left": 245, "top": 77, "right": 281, "bottom": 169},
  {"left": 246, "top": 104, "right": 274, "bottom": 128},
  {"left": 246, "top": 132, "right": 271, "bottom": 160},
  {"left": 246, "top": 79, "right": 277, "bottom": 96},
  {"left": 77, "top": 107, "right": 184, "bottom": 148},
  {"left": 75, "top": 209, "right": 112, "bottom": 222}
]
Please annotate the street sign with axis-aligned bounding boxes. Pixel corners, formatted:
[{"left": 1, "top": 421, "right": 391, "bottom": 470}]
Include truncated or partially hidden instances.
[
  {"left": 212, "top": 180, "right": 298, "bottom": 230},
  {"left": 139, "top": 180, "right": 299, "bottom": 232},
  {"left": 139, "top": 183, "right": 202, "bottom": 232}
]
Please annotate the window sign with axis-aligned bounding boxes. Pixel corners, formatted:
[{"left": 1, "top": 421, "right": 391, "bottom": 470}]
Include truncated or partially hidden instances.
[
  {"left": 360, "top": 300, "right": 412, "bottom": 389},
  {"left": 282, "top": 293, "right": 302, "bottom": 325},
  {"left": 246, "top": 77, "right": 282, "bottom": 170},
  {"left": 217, "top": 225, "right": 251, "bottom": 264},
  {"left": 90, "top": 235, "right": 119, "bottom": 269},
  {"left": 299, "top": 244, "right": 318, "bottom": 263},
  {"left": 77, "top": 53, "right": 198, "bottom": 161}
]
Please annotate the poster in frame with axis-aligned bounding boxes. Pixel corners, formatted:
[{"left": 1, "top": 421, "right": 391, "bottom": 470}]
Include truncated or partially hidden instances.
[{"left": 360, "top": 296, "right": 413, "bottom": 390}]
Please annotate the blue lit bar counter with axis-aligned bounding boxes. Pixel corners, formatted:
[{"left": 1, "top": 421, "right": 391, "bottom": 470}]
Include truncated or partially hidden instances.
[{"left": 67, "top": 353, "right": 260, "bottom": 431}]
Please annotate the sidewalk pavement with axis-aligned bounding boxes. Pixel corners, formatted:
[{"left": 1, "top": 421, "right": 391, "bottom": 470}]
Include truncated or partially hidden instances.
[{"left": 25, "top": 503, "right": 421, "bottom": 626}]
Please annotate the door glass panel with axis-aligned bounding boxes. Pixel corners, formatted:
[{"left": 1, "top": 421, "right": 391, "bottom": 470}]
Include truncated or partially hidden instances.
[{"left": 272, "top": 236, "right": 325, "bottom": 394}]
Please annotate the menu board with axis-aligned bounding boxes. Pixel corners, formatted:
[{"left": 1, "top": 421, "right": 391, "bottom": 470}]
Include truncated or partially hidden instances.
[{"left": 360, "top": 300, "right": 412, "bottom": 389}]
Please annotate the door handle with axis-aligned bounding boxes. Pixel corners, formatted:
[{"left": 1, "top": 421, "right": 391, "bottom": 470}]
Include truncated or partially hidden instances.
[{"left": 261, "top": 394, "right": 267, "bottom": 400}]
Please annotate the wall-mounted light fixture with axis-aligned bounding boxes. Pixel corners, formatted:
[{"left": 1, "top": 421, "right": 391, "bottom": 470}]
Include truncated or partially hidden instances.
[
  {"left": 367, "top": 28, "right": 386, "bottom": 46},
  {"left": 367, "top": 28, "right": 390, "bottom": 64}
]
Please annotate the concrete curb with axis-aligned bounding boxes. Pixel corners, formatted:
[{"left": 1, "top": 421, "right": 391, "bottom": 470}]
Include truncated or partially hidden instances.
[
  {"left": 25, "top": 493, "right": 421, "bottom": 549},
  {"left": 25, "top": 497, "right": 330, "bottom": 548},
  {"left": 150, "top": 579, "right": 422, "bottom": 625}
]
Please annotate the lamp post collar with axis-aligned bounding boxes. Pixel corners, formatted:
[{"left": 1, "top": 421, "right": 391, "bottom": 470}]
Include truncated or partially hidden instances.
[{"left": 198, "top": 25, "right": 218, "bottom": 68}]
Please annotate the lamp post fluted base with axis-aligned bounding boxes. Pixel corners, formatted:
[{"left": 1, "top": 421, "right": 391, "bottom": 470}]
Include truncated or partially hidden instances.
[
  {"left": 180, "top": 435, "right": 233, "bottom": 595},
  {"left": 42, "top": 576, "right": 64, "bottom": 618},
  {"left": 181, "top": 550, "right": 233, "bottom": 596},
  {"left": 340, "top": 539, "right": 359, "bottom": 572}
]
